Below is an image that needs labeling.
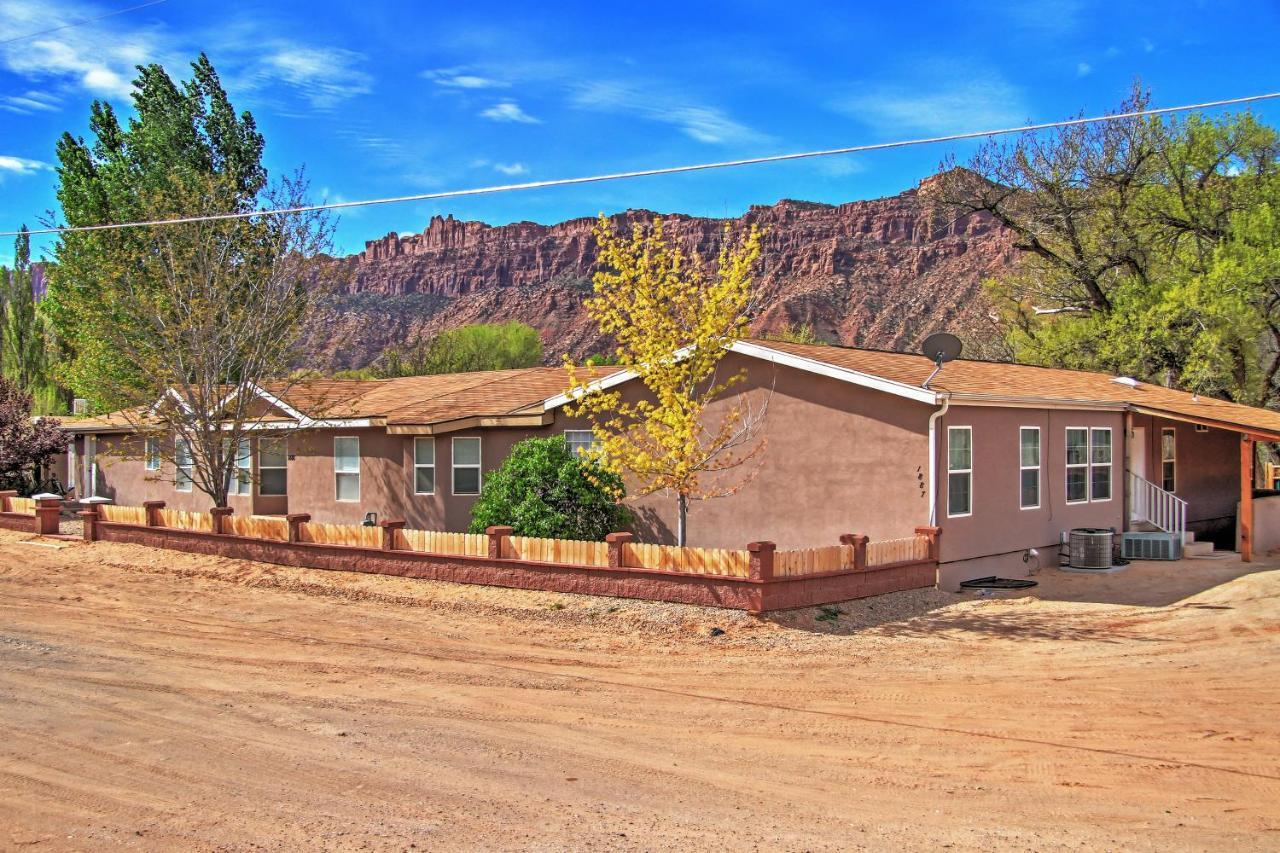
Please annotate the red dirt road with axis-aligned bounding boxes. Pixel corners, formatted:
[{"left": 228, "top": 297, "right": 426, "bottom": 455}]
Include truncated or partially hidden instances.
[{"left": 1, "top": 529, "right": 1278, "bottom": 850}]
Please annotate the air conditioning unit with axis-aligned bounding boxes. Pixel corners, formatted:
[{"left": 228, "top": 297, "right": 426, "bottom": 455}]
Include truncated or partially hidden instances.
[
  {"left": 1121, "top": 532, "right": 1182, "bottom": 561},
  {"left": 1069, "top": 528, "right": 1114, "bottom": 569},
  {"left": 72, "top": 398, "right": 88, "bottom": 416}
]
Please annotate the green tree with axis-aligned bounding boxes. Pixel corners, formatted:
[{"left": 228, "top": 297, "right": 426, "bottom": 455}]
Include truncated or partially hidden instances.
[
  {"left": 933, "top": 86, "right": 1280, "bottom": 405},
  {"left": 44, "top": 54, "right": 266, "bottom": 411},
  {"left": 375, "top": 321, "right": 543, "bottom": 377},
  {"left": 467, "top": 436, "right": 633, "bottom": 540},
  {"left": 1, "top": 227, "right": 59, "bottom": 413}
]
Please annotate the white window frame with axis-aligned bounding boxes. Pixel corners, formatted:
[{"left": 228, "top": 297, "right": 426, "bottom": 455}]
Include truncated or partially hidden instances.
[
  {"left": 1019, "top": 426, "right": 1041, "bottom": 510},
  {"left": 452, "top": 436, "right": 482, "bottom": 496},
  {"left": 144, "top": 436, "right": 161, "bottom": 471},
  {"left": 175, "top": 437, "right": 193, "bottom": 493},
  {"left": 1065, "top": 426, "right": 1089, "bottom": 505},
  {"left": 228, "top": 438, "right": 252, "bottom": 497},
  {"left": 334, "top": 435, "right": 360, "bottom": 502},
  {"left": 413, "top": 437, "right": 436, "bottom": 495},
  {"left": 257, "top": 436, "right": 288, "bottom": 497},
  {"left": 1161, "top": 427, "right": 1177, "bottom": 493},
  {"left": 946, "top": 426, "right": 973, "bottom": 519},
  {"left": 1090, "top": 427, "right": 1113, "bottom": 503},
  {"left": 84, "top": 434, "right": 97, "bottom": 498},
  {"left": 67, "top": 444, "right": 76, "bottom": 490},
  {"left": 564, "top": 429, "right": 599, "bottom": 458}
]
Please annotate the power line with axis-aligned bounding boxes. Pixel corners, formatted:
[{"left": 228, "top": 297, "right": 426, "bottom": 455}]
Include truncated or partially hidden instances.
[
  {"left": 0, "top": 0, "right": 169, "bottom": 47},
  {"left": 6, "top": 90, "right": 1279, "bottom": 238}
]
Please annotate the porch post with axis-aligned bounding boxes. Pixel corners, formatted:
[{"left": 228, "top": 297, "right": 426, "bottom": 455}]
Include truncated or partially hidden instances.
[{"left": 1241, "top": 436, "right": 1255, "bottom": 562}]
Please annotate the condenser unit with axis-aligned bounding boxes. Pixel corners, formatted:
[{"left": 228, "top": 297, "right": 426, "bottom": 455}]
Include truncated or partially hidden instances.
[{"left": 1120, "top": 531, "right": 1182, "bottom": 561}]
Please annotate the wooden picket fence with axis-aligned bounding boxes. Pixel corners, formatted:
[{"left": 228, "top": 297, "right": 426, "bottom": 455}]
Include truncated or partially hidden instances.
[
  {"left": 867, "top": 535, "right": 930, "bottom": 567},
  {"left": 621, "top": 541, "right": 751, "bottom": 577},
  {"left": 158, "top": 508, "right": 213, "bottom": 532},
  {"left": 299, "top": 521, "right": 382, "bottom": 549},
  {"left": 395, "top": 528, "right": 489, "bottom": 557},
  {"left": 225, "top": 514, "right": 290, "bottom": 541},
  {"left": 775, "top": 544, "right": 854, "bottom": 577},
  {"left": 100, "top": 504, "right": 147, "bottom": 525},
  {"left": 8, "top": 497, "right": 36, "bottom": 516},
  {"left": 504, "top": 535, "right": 611, "bottom": 567}
]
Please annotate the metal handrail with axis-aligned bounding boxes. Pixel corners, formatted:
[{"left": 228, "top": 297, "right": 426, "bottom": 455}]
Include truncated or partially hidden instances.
[{"left": 1127, "top": 470, "right": 1187, "bottom": 540}]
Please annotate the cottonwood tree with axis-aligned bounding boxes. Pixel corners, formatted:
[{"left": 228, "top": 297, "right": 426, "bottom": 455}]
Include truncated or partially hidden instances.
[
  {"left": 930, "top": 84, "right": 1280, "bottom": 405},
  {"left": 564, "top": 216, "right": 767, "bottom": 546},
  {"left": 1, "top": 227, "right": 57, "bottom": 412},
  {"left": 94, "top": 173, "right": 337, "bottom": 508}
]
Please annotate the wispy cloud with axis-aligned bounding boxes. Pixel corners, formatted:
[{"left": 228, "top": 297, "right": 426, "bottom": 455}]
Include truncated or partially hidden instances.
[
  {"left": 424, "top": 68, "right": 508, "bottom": 89},
  {"left": 493, "top": 162, "right": 528, "bottom": 176},
  {"left": 0, "top": 155, "right": 52, "bottom": 177},
  {"left": 480, "top": 100, "right": 539, "bottom": 123},
  {"left": 0, "top": 89, "right": 62, "bottom": 115},
  {"left": 832, "top": 72, "right": 1028, "bottom": 136},
  {"left": 1076, "top": 62, "right": 1093, "bottom": 76},
  {"left": 256, "top": 45, "right": 373, "bottom": 109},
  {"left": 572, "top": 80, "right": 763, "bottom": 145}
]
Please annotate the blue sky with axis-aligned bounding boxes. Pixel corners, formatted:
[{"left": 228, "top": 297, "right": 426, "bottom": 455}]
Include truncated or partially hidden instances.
[{"left": 1, "top": 0, "right": 1278, "bottom": 265}]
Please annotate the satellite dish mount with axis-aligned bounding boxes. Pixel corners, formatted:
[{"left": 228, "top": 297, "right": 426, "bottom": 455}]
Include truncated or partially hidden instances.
[{"left": 921, "top": 333, "right": 963, "bottom": 390}]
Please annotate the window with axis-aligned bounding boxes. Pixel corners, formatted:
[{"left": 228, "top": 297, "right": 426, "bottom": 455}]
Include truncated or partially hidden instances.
[
  {"left": 175, "top": 438, "right": 193, "bottom": 492},
  {"left": 227, "top": 439, "right": 251, "bottom": 496},
  {"left": 947, "top": 426, "right": 972, "bottom": 517},
  {"left": 145, "top": 437, "right": 161, "bottom": 471},
  {"left": 334, "top": 436, "right": 360, "bottom": 501},
  {"left": 1065, "top": 428, "right": 1089, "bottom": 503},
  {"left": 413, "top": 437, "right": 435, "bottom": 495},
  {"left": 564, "top": 430, "right": 598, "bottom": 458},
  {"left": 1019, "top": 427, "right": 1040, "bottom": 509},
  {"left": 258, "top": 437, "right": 288, "bottom": 496},
  {"left": 1161, "top": 428, "right": 1176, "bottom": 492},
  {"left": 452, "top": 437, "right": 482, "bottom": 495},
  {"left": 1090, "top": 428, "right": 1112, "bottom": 501}
]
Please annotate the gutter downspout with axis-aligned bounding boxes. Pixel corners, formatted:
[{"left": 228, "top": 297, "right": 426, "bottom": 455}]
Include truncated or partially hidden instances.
[{"left": 927, "top": 396, "right": 951, "bottom": 527}]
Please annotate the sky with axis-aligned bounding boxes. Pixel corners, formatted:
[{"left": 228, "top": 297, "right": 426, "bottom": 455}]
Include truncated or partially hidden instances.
[{"left": 1, "top": 0, "right": 1279, "bottom": 265}]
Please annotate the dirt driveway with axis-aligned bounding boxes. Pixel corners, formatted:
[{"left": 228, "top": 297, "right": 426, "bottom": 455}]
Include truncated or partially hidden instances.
[{"left": 1, "top": 528, "right": 1278, "bottom": 851}]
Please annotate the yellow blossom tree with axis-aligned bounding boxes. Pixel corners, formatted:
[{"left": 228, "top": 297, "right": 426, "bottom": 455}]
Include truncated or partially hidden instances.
[{"left": 565, "top": 216, "right": 767, "bottom": 545}]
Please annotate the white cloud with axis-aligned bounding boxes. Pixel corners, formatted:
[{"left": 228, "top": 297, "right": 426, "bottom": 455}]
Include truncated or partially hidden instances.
[
  {"left": 425, "top": 68, "right": 507, "bottom": 89},
  {"left": 480, "top": 100, "right": 539, "bottom": 123},
  {"left": 0, "top": 155, "right": 51, "bottom": 176},
  {"left": 0, "top": 89, "right": 62, "bottom": 115},
  {"left": 833, "top": 73, "right": 1028, "bottom": 136},
  {"left": 1141, "top": 37, "right": 1156, "bottom": 52},
  {"left": 572, "top": 80, "right": 762, "bottom": 145},
  {"left": 1077, "top": 62, "right": 1093, "bottom": 77},
  {"left": 257, "top": 45, "right": 373, "bottom": 109},
  {"left": 493, "top": 162, "right": 527, "bottom": 176}
]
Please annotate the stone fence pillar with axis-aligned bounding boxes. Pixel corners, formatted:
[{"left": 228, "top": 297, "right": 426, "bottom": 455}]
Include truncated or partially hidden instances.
[
  {"left": 380, "top": 519, "right": 406, "bottom": 551},
  {"left": 35, "top": 498, "right": 62, "bottom": 535},
  {"left": 747, "top": 541, "right": 776, "bottom": 582},
  {"left": 840, "top": 533, "right": 869, "bottom": 570},
  {"left": 286, "top": 513, "right": 311, "bottom": 543},
  {"left": 486, "top": 525, "right": 514, "bottom": 559},
  {"left": 915, "top": 526, "right": 942, "bottom": 562},
  {"left": 210, "top": 506, "right": 234, "bottom": 535},
  {"left": 80, "top": 508, "right": 100, "bottom": 542},
  {"left": 605, "top": 531, "right": 634, "bottom": 569},
  {"left": 143, "top": 501, "right": 166, "bottom": 527}
]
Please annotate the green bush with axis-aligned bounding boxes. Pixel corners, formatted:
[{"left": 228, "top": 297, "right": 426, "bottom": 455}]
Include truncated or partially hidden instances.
[{"left": 467, "top": 436, "right": 632, "bottom": 540}]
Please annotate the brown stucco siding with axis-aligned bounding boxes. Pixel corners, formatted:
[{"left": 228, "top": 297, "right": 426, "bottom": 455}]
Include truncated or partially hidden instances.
[
  {"left": 936, "top": 406, "right": 1125, "bottom": 564},
  {"left": 1130, "top": 414, "right": 1241, "bottom": 525},
  {"left": 555, "top": 352, "right": 935, "bottom": 550}
]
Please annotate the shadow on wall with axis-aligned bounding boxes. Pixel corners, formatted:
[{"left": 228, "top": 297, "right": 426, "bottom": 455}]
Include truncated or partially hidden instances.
[{"left": 631, "top": 503, "right": 675, "bottom": 545}]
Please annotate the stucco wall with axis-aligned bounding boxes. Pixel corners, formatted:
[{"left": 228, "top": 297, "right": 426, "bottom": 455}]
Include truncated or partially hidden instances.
[
  {"left": 1129, "top": 414, "right": 1241, "bottom": 525},
  {"left": 935, "top": 406, "right": 1126, "bottom": 566}
]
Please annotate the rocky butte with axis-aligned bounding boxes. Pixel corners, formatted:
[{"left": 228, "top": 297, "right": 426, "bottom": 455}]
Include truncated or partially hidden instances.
[{"left": 308, "top": 173, "right": 1017, "bottom": 369}]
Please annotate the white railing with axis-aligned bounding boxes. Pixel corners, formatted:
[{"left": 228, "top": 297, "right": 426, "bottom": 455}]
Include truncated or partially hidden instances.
[{"left": 1128, "top": 471, "right": 1187, "bottom": 540}]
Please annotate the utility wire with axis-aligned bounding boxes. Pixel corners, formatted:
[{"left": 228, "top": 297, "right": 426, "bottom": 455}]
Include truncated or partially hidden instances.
[
  {"left": 0, "top": 0, "right": 168, "bottom": 46},
  {"left": 6, "top": 90, "right": 1279, "bottom": 238}
]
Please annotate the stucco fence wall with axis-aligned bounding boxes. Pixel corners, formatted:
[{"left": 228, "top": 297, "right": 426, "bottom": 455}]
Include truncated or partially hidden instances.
[
  {"left": 77, "top": 508, "right": 938, "bottom": 614},
  {"left": 1242, "top": 494, "right": 1280, "bottom": 557}
]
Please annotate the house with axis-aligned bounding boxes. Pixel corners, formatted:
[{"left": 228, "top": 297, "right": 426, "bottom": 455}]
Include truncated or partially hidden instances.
[{"left": 59, "top": 339, "right": 1280, "bottom": 588}]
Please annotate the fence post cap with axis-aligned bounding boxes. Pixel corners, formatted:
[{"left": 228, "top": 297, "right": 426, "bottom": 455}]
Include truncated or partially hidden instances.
[
  {"left": 839, "top": 533, "right": 869, "bottom": 545},
  {"left": 379, "top": 519, "right": 407, "bottom": 529},
  {"left": 0, "top": 490, "right": 17, "bottom": 498},
  {"left": 33, "top": 493, "right": 61, "bottom": 501},
  {"left": 914, "top": 525, "right": 941, "bottom": 536},
  {"left": 285, "top": 513, "right": 311, "bottom": 523},
  {"left": 209, "top": 506, "right": 234, "bottom": 516},
  {"left": 485, "top": 525, "right": 515, "bottom": 535},
  {"left": 746, "top": 541, "right": 776, "bottom": 552},
  {"left": 604, "top": 531, "right": 634, "bottom": 543},
  {"left": 142, "top": 500, "right": 166, "bottom": 509}
]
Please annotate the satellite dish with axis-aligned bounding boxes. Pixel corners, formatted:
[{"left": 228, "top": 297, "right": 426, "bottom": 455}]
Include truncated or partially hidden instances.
[
  {"left": 921, "top": 333, "right": 962, "bottom": 389},
  {"left": 922, "top": 332, "right": 963, "bottom": 365}
]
